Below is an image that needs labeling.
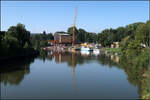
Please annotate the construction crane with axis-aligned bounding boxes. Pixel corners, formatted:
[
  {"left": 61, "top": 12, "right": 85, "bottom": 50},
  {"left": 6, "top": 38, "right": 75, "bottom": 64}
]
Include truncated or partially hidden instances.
[
  {"left": 72, "top": 7, "right": 77, "bottom": 46},
  {"left": 72, "top": 7, "right": 77, "bottom": 92}
]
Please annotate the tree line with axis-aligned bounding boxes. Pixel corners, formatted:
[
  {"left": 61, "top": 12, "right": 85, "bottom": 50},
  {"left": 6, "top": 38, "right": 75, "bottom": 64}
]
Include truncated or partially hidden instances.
[
  {"left": 66, "top": 21, "right": 149, "bottom": 47},
  {"left": 30, "top": 31, "right": 53, "bottom": 50},
  {"left": 0, "top": 23, "right": 35, "bottom": 57},
  {"left": 1, "top": 20, "right": 149, "bottom": 56},
  {"left": 30, "top": 20, "right": 149, "bottom": 48}
]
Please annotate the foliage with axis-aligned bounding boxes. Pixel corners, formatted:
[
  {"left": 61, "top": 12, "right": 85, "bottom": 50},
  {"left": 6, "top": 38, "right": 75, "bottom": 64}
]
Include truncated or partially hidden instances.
[
  {"left": 117, "top": 20, "right": 150, "bottom": 99},
  {"left": 135, "top": 21, "right": 150, "bottom": 47},
  {"left": 96, "top": 22, "right": 144, "bottom": 47},
  {"left": 0, "top": 23, "right": 35, "bottom": 57},
  {"left": 67, "top": 26, "right": 78, "bottom": 36},
  {"left": 7, "top": 23, "right": 31, "bottom": 48},
  {"left": 67, "top": 27, "right": 97, "bottom": 43},
  {"left": 102, "top": 48, "right": 121, "bottom": 54},
  {"left": 30, "top": 32, "right": 54, "bottom": 50},
  {"left": 4, "top": 34, "right": 20, "bottom": 49},
  {"left": 0, "top": 31, "right": 5, "bottom": 47}
]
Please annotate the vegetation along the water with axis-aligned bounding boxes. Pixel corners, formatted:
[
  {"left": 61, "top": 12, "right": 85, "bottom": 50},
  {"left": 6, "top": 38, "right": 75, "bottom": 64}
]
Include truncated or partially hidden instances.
[{"left": 0, "top": 20, "right": 149, "bottom": 99}]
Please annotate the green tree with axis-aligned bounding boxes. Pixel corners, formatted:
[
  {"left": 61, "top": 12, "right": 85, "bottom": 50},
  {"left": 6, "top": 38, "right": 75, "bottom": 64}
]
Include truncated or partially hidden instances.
[
  {"left": 78, "top": 28, "right": 87, "bottom": 43},
  {"left": 125, "top": 22, "right": 144, "bottom": 39},
  {"left": 116, "top": 27, "right": 125, "bottom": 41},
  {"left": 43, "top": 30, "right": 46, "bottom": 35},
  {"left": 67, "top": 26, "right": 79, "bottom": 42},
  {"left": 0, "top": 31, "right": 5, "bottom": 48},
  {"left": 67, "top": 26, "right": 78, "bottom": 36},
  {"left": 4, "top": 34, "right": 19, "bottom": 49},
  {"left": 47, "top": 33, "right": 54, "bottom": 40},
  {"left": 135, "top": 20, "right": 150, "bottom": 47},
  {"left": 7, "top": 23, "right": 31, "bottom": 48},
  {"left": 97, "top": 29, "right": 111, "bottom": 47}
]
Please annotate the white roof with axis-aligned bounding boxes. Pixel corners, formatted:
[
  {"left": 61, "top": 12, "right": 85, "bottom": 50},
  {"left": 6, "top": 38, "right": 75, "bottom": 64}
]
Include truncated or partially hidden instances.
[{"left": 59, "top": 34, "right": 70, "bottom": 36}]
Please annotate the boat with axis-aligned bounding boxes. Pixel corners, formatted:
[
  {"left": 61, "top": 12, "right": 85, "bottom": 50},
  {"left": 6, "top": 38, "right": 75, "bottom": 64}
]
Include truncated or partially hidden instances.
[
  {"left": 93, "top": 48, "right": 100, "bottom": 55},
  {"left": 81, "top": 46, "right": 93, "bottom": 51},
  {"left": 81, "top": 50, "right": 90, "bottom": 55}
]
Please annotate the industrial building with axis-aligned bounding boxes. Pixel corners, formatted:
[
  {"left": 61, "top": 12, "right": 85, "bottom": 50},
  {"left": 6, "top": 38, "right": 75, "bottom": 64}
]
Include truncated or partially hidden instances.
[{"left": 54, "top": 33, "right": 72, "bottom": 44}]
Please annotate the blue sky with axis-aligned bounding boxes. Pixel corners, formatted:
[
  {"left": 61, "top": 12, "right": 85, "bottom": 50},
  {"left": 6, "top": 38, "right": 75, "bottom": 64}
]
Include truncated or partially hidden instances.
[{"left": 1, "top": 1, "right": 149, "bottom": 33}]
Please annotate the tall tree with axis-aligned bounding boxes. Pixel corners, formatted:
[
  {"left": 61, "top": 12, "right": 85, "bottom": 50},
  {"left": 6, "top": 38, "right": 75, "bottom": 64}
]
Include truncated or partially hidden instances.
[
  {"left": 78, "top": 28, "right": 87, "bottom": 42},
  {"left": 67, "top": 26, "right": 78, "bottom": 42},
  {"left": 135, "top": 20, "right": 150, "bottom": 47},
  {"left": 0, "top": 31, "right": 5, "bottom": 47},
  {"left": 7, "top": 23, "right": 31, "bottom": 48},
  {"left": 43, "top": 31, "right": 46, "bottom": 35}
]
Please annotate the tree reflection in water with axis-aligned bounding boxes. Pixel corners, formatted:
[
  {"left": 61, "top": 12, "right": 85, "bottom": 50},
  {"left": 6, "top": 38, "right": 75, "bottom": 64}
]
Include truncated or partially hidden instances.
[
  {"left": 42, "top": 50, "right": 149, "bottom": 99},
  {"left": 0, "top": 50, "right": 149, "bottom": 99},
  {"left": 0, "top": 58, "right": 35, "bottom": 86}
]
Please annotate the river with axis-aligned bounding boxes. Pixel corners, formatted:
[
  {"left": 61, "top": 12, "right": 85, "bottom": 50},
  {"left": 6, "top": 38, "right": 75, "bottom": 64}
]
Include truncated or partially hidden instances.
[{"left": 1, "top": 50, "right": 141, "bottom": 99}]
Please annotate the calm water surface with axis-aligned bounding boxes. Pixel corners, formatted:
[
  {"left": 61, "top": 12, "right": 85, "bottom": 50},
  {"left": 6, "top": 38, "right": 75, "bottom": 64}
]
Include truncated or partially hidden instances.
[{"left": 1, "top": 51, "right": 139, "bottom": 99}]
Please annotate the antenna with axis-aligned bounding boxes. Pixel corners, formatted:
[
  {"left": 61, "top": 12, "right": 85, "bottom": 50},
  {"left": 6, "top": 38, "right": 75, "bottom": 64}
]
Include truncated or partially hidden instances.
[{"left": 72, "top": 6, "right": 77, "bottom": 46}]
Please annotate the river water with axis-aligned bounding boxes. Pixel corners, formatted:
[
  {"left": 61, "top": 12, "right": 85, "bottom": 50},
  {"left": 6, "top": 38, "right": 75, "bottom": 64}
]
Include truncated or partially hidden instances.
[{"left": 1, "top": 50, "right": 139, "bottom": 99}]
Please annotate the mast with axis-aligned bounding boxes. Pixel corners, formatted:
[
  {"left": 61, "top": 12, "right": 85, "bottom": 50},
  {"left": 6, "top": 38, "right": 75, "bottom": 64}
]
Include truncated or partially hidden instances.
[{"left": 72, "top": 7, "right": 77, "bottom": 46}]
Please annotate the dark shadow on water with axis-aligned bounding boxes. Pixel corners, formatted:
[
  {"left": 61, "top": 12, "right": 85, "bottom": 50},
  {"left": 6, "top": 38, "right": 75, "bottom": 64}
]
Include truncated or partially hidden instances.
[{"left": 0, "top": 57, "right": 35, "bottom": 86}]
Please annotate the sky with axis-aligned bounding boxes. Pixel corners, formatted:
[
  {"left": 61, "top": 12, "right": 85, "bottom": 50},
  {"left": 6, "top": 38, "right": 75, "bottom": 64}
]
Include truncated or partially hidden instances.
[{"left": 1, "top": 1, "right": 149, "bottom": 34}]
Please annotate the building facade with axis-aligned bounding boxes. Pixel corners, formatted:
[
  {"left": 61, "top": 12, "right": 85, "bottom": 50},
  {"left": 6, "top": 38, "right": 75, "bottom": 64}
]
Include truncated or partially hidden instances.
[{"left": 54, "top": 33, "right": 72, "bottom": 44}]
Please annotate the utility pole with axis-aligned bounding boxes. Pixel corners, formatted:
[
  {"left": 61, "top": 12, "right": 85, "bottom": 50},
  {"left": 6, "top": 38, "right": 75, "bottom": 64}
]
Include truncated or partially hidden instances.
[{"left": 72, "top": 7, "right": 77, "bottom": 46}]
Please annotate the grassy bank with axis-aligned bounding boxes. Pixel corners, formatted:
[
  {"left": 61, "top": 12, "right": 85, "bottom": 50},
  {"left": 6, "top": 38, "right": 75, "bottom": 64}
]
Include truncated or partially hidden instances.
[{"left": 101, "top": 47, "right": 121, "bottom": 54}]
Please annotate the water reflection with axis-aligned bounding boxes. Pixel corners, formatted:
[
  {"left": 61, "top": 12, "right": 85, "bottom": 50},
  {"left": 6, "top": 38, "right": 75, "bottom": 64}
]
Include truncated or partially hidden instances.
[
  {"left": 1, "top": 50, "right": 149, "bottom": 99},
  {"left": 43, "top": 50, "right": 106, "bottom": 67},
  {"left": 39, "top": 50, "right": 121, "bottom": 95},
  {"left": 40, "top": 50, "right": 149, "bottom": 99},
  {"left": 39, "top": 50, "right": 108, "bottom": 94},
  {"left": 0, "top": 58, "right": 34, "bottom": 86}
]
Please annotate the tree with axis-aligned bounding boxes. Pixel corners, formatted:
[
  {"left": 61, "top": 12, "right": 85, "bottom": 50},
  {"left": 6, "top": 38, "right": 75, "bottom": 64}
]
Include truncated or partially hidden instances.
[
  {"left": 116, "top": 27, "right": 125, "bottom": 42},
  {"left": 78, "top": 28, "right": 87, "bottom": 43},
  {"left": 67, "top": 26, "right": 79, "bottom": 42},
  {"left": 0, "top": 31, "right": 5, "bottom": 48},
  {"left": 125, "top": 22, "right": 144, "bottom": 39},
  {"left": 47, "top": 33, "right": 54, "bottom": 40},
  {"left": 67, "top": 26, "right": 78, "bottom": 36},
  {"left": 4, "top": 34, "right": 19, "bottom": 49},
  {"left": 135, "top": 20, "right": 150, "bottom": 47},
  {"left": 43, "top": 31, "right": 46, "bottom": 35},
  {"left": 97, "top": 29, "right": 112, "bottom": 47},
  {"left": 7, "top": 23, "right": 31, "bottom": 48},
  {"left": 86, "top": 32, "right": 96, "bottom": 43}
]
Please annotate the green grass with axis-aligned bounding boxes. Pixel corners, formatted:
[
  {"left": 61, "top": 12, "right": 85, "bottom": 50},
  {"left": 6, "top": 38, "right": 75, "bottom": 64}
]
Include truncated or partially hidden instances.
[{"left": 102, "top": 47, "right": 121, "bottom": 54}]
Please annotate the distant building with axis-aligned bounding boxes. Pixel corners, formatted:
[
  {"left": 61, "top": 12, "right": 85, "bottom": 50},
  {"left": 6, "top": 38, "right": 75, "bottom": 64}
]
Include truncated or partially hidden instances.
[
  {"left": 111, "top": 44, "right": 114, "bottom": 48},
  {"left": 54, "top": 33, "right": 72, "bottom": 44},
  {"left": 111, "top": 42, "right": 120, "bottom": 48},
  {"left": 141, "top": 43, "right": 146, "bottom": 48}
]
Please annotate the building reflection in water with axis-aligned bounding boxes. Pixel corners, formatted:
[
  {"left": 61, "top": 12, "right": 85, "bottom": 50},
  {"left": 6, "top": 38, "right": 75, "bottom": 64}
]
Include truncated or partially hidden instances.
[
  {"left": 47, "top": 50, "right": 101, "bottom": 94},
  {"left": 110, "top": 55, "right": 119, "bottom": 63},
  {"left": 46, "top": 50, "right": 149, "bottom": 99},
  {"left": 48, "top": 51, "right": 78, "bottom": 93}
]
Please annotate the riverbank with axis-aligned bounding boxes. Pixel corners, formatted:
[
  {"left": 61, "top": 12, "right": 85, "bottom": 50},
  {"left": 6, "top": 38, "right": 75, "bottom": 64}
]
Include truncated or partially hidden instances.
[{"left": 101, "top": 47, "right": 121, "bottom": 54}]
